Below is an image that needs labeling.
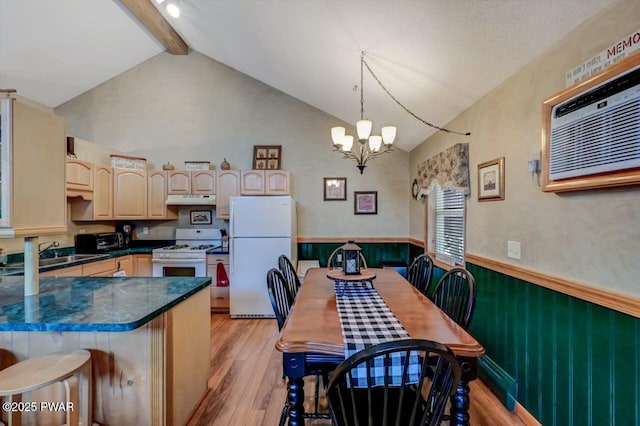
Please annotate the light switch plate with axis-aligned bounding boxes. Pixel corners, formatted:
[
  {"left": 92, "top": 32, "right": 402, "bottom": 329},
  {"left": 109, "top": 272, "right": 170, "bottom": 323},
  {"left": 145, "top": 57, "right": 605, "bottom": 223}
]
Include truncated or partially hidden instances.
[{"left": 507, "top": 241, "right": 521, "bottom": 260}]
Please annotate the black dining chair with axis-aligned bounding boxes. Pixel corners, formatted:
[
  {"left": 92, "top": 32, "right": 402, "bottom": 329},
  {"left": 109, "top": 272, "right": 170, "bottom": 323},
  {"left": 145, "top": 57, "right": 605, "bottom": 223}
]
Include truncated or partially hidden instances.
[
  {"left": 326, "top": 339, "right": 461, "bottom": 426},
  {"left": 327, "top": 247, "right": 368, "bottom": 270},
  {"left": 278, "top": 254, "right": 301, "bottom": 299},
  {"left": 407, "top": 254, "right": 435, "bottom": 298},
  {"left": 431, "top": 267, "right": 477, "bottom": 330},
  {"left": 266, "top": 268, "right": 338, "bottom": 424}
]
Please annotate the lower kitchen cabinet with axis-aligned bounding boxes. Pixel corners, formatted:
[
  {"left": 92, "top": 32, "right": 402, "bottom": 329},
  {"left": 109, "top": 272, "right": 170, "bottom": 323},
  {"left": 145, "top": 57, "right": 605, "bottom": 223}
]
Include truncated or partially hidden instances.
[
  {"left": 83, "top": 257, "right": 118, "bottom": 276},
  {"left": 115, "top": 255, "right": 134, "bottom": 276},
  {"left": 40, "top": 265, "right": 83, "bottom": 277},
  {"left": 207, "top": 254, "right": 229, "bottom": 313},
  {"left": 133, "top": 254, "right": 152, "bottom": 276}
]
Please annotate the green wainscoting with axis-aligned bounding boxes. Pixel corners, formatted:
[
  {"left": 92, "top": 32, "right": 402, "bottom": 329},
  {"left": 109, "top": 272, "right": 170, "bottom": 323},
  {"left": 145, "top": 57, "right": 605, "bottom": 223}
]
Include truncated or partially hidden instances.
[
  {"left": 298, "top": 242, "right": 412, "bottom": 268},
  {"left": 464, "top": 262, "right": 640, "bottom": 425},
  {"left": 299, "top": 241, "right": 640, "bottom": 424}
]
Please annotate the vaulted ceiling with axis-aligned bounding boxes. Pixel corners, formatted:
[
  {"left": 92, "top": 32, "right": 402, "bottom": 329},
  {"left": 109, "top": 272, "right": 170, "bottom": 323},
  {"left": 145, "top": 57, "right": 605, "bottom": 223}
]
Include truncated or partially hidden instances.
[{"left": 0, "top": 0, "right": 617, "bottom": 151}]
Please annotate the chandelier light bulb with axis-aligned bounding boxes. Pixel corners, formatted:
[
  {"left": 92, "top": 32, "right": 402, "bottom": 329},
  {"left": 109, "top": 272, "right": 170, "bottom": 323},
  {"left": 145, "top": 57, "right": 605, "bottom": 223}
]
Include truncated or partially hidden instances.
[
  {"left": 356, "top": 120, "right": 372, "bottom": 141},
  {"left": 381, "top": 126, "right": 397, "bottom": 145},
  {"left": 368, "top": 135, "right": 382, "bottom": 152},
  {"left": 331, "top": 126, "right": 346, "bottom": 146},
  {"left": 342, "top": 135, "right": 354, "bottom": 151},
  {"left": 166, "top": 3, "right": 180, "bottom": 17}
]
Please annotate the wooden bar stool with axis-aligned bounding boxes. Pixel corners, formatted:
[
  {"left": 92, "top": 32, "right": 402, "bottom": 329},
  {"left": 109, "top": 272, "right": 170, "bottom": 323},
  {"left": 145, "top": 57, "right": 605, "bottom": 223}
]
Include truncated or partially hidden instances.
[{"left": 0, "top": 349, "right": 92, "bottom": 426}]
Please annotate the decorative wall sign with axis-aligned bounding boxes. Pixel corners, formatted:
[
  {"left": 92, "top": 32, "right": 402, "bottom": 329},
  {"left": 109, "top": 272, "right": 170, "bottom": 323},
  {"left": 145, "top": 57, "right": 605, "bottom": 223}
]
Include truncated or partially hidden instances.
[
  {"left": 354, "top": 191, "right": 378, "bottom": 214},
  {"left": 324, "top": 177, "right": 347, "bottom": 201},
  {"left": 477, "top": 157, "right": 505, "bottom": 201},
  {"left": 253, "top": 145, "right": 281, "bottom": 170}
]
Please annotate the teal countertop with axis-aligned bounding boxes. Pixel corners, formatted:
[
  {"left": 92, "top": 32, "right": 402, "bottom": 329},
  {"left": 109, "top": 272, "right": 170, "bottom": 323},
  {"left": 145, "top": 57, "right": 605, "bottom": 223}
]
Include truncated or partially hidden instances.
[{"left": 0, "top": 275, "right": 211, "bottom": 332}]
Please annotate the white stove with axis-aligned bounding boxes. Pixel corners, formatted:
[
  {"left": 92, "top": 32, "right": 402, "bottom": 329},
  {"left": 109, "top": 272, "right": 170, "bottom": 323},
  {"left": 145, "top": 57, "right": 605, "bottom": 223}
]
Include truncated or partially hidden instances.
[{"left": 152, "top": 228, "right": 225, "bottom": 277}]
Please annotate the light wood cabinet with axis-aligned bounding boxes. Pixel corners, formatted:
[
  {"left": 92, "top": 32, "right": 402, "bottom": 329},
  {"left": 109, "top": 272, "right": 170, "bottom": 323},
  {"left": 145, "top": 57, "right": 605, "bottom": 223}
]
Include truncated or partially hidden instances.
[
  {"left": 82, "top": 257, "right": 117, "bottom": 276},
  {"left": 133, "top": 254, "right": 152, "bottom": 276},
  {"left": 167, "top": 170, "right": 191, "bottom": 194},
  {"left": 66, "top": 159, "right": 93, "bottom": 199},
  {"left": 70, "top": 165, "right": 113, "bottom": 221},
  {"left": 240, "top": 170, "right": 290, "bottom": 195},
  {"left": 265, "top": 170, "right": 290, "bottom": 195},
  {"left": 113, "top": 168, "right": 147, "bottom": 219},
  {"left": 216, "top": 170, "right": 240, "bottom": 219},
  {"left": 0, "top": 96, "right": 67, "bottom": 238},
  {"left": 240, "top": 170, "right": 265, "bottom": 195},
  {"left": 207, "top": 254, "right": 229, "bottom": 313},
  {"left": 191, "top": 170, "right": 216, "bottom": 194},
  {"left": 115, "top": 255, "right": 134, "bottom": 277},
  {"left": 40, "top": 265, "right": 83, "bottom": 277},
  {"left": 148, "top": 170, "right": 178, "bottom": 220}
]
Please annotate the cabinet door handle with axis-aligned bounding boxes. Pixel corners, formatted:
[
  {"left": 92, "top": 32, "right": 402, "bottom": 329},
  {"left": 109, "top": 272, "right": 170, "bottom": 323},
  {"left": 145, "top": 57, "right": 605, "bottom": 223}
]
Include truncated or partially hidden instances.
[{"left": 117, "top": 261, "right": 121, "bottom": 270}]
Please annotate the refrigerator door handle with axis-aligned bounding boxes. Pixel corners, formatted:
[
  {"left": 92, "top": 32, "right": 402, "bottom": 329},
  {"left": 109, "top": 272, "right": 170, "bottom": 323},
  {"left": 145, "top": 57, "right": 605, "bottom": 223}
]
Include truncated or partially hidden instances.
[
  {"left": 229, "top": 201, "right": 235, "bottom": 238},
  {"left": 229, "top": 238, "right": 234, "bottom": 273}
]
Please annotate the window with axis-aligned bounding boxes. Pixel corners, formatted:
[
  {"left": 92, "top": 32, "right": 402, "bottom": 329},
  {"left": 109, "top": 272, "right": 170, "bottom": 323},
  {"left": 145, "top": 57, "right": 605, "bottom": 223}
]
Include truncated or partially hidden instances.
[{"left": 428, "top": 185, "right": 465, "bottom": 265}]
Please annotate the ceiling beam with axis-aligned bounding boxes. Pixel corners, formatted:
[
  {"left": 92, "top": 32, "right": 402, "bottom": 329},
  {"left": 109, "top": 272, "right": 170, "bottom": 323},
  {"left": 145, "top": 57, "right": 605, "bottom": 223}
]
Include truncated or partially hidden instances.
[{"left": 120, "top": 0, "right": 188, "bottom": 55}]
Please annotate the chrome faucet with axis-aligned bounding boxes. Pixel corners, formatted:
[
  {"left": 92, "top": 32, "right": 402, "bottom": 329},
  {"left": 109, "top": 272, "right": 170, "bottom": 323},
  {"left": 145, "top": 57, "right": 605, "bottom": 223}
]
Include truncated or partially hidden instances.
[{"left": 38, "top": 241, "right": 60, "bottom": 258}]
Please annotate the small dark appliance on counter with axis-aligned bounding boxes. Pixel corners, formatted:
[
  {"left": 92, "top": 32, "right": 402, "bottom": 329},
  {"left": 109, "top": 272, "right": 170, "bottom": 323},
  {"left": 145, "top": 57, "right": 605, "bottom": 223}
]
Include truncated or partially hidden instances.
[
  {"left": 75, "top": 232, "right": 124, "bottom": 254},
  {"left": 116, "top": 224, "right": 133, "bottom": 248}
]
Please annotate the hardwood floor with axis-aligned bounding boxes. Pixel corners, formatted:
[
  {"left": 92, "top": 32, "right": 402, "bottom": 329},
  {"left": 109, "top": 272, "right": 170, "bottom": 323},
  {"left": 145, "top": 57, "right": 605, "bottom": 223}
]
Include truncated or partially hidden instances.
[{"left": 188, "top": 314, "right": 525, "bottom": 426}]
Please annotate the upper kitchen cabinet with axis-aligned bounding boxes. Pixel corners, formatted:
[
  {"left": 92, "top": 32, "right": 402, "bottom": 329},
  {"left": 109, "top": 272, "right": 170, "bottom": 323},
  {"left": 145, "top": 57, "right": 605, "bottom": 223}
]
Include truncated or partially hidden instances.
[
  {"left": 66, "top": 158, "right": 93, "bottom": 199},
  {"left": 191, "top": 171, "right": 216, "bottom": 194},
  {"left": 0, "top": 95, "right": 67, "bottom": 237},
  {"left": 113, "top": 168, "right": 147, "bottom": 219},
  {"left": 216, "top": 170, "right": 240, "bottom": 219},
  {"left": 70, "top": 165, "right": 113, "bottom": 221},
  {"left": 240, "top": 170, "right": 290, "bottom": 195},
  {"left": 148, "top": 170, "right": 178, "bottom": 220},
  {"left": 168, "top": 170, "right": 191, "bottom": 194}
]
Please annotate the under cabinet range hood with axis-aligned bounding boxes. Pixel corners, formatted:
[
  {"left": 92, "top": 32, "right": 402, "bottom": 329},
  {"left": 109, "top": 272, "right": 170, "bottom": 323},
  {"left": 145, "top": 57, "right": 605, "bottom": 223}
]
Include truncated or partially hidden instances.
[{"left": 165, "top": 194, "right": 217, "bottom": 205}]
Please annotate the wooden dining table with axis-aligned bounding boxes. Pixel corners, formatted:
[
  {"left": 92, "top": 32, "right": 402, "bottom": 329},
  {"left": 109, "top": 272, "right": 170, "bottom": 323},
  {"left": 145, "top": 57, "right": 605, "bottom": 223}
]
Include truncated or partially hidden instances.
[{"left": 275, "top": 267, "right": 485, "bottom": 426}]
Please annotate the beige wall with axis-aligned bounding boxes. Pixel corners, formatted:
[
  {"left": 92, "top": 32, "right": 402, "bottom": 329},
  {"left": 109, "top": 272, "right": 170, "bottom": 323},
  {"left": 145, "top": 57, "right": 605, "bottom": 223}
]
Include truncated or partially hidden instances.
[
  {"left": 410, "top": 0, "right": 640, "bottom": 297},
  {"left": 55, "top": 51, "right": 410, "bottom": 240}
]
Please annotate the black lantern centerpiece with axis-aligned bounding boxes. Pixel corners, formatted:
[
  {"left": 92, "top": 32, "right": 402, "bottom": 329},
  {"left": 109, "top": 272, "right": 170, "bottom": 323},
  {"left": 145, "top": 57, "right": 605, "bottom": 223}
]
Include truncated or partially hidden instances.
[{"left": 340, "top": 240, "right": 362, "bottom": 275}]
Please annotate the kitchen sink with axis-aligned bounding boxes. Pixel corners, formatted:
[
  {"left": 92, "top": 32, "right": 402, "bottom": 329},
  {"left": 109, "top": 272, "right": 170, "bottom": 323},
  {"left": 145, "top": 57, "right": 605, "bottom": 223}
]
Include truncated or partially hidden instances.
[{"left": 2, "top": 254, "right": 110, "bottom": 269}]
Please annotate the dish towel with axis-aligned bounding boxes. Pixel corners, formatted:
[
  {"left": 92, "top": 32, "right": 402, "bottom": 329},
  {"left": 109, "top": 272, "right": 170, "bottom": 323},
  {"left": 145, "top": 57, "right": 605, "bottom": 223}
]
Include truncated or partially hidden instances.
[{"left": 334, "top": 282, "right": 421, "bottom": 387}]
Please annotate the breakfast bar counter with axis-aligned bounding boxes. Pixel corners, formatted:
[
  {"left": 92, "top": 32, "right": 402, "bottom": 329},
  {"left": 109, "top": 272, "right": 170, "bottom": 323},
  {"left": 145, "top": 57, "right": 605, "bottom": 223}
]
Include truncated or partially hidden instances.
[{"left": 0, "top": 276, "right": 212, "bottom": 425}]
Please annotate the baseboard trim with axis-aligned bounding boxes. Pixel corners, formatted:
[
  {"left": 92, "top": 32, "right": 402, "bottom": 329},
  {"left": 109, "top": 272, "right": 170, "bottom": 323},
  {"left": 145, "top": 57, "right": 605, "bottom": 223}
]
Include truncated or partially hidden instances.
[
  {"left": 477, "top": 356, "right": 517, "bottom": 411},
  {"left": 514, "top": 402, "right": 542, "bottom": 426}
]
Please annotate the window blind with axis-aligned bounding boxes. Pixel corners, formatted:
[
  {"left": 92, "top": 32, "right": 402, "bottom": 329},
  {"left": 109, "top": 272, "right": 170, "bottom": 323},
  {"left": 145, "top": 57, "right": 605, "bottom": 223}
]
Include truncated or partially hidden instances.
[{"left": 433, "top": 186, "right": 465, "bottom": 265}]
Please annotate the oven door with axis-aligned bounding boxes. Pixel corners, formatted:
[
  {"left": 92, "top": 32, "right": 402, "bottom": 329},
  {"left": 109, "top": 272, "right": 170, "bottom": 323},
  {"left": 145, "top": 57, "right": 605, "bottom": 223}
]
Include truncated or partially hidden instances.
[{"left": 152, "top": 258, "right": 207, "bottom": 277}]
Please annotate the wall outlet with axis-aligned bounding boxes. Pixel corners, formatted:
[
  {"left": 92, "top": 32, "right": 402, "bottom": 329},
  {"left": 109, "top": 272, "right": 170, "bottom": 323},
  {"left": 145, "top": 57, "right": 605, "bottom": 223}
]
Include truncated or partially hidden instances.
[
  {"left": 142, "top": 226, "right": 149, "bottom": 235},
  {"left": 78, "top": 229, "right": 86, "bottom": 234},
  {"left": 507, "top": 241, "right": 521, "bottom": 260}
]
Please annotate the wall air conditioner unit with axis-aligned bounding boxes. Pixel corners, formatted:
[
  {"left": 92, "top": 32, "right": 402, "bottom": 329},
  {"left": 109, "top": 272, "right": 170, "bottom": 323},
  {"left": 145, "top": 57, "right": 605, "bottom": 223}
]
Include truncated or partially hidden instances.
[{"left": 542, "top": 52, "right": 640, "bottom": 192}]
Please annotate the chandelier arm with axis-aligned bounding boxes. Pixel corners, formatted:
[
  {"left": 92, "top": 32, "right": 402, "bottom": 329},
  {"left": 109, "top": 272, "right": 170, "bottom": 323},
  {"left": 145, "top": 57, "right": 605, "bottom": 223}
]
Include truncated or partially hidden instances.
[{"left": 361, "top": 55, "right": 471, "bottom": 136}]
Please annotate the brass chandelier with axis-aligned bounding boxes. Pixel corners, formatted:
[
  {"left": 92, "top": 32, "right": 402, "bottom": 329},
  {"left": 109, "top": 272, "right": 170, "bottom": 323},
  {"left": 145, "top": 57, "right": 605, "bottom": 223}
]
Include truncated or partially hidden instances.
[{"left": 331, "top": 52, "right": 470, "bottom": 174}]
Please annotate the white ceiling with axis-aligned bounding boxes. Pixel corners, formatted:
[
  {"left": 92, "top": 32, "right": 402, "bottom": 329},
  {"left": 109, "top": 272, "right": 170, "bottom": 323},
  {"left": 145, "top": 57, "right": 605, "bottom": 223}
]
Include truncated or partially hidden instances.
[{"left": 0, "top": 0, "right": 617, "bottom": 151}]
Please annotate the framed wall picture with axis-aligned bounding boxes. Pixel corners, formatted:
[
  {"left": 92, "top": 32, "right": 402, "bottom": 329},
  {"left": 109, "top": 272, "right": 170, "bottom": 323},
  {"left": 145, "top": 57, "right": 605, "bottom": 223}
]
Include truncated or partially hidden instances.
[
  {"left": 478, "top": 157, "right": 505, "bottom": 201},
  {"left": 323, "top": 177, "right": 347, "bottom": 201},
  {"left": 190, "top": 210, "right": 212, "bottom": 225},
  {"left": 253, "top": 145, "right": 281, "bottom": 170},
  {"left": 354, "top": 191, "right": 378, "bottom": 214}
]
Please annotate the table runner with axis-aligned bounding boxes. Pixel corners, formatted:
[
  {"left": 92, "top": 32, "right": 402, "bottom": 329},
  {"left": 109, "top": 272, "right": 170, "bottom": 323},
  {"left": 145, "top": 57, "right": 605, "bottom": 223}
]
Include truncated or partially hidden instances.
[{"left": 334, "top": 282, "right": 421, "bottom": 387}]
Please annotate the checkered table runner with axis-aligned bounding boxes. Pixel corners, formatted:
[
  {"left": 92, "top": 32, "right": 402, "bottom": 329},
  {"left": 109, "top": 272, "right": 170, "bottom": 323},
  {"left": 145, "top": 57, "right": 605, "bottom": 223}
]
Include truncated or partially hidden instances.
[{"left": 334, "top": 282, "right": 421, "bottom": 387}]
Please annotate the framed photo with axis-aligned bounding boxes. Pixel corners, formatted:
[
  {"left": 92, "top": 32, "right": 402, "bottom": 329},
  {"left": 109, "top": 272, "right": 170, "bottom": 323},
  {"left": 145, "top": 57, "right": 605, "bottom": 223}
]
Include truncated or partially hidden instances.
[
  {"left": 323, "top": 177, "right": 347, "bottom": 201},
  {"left": 190, "top": 210, "right": 212, "bottom": 225},
  {"left": 478, "top": 157, "right": 505, "bottom": 201},
  {"left": 354, "top": 191, "right": 378, "bottom": 215},
  {"left": 253, "top": 145, "right": 281, "bottom": 170}
]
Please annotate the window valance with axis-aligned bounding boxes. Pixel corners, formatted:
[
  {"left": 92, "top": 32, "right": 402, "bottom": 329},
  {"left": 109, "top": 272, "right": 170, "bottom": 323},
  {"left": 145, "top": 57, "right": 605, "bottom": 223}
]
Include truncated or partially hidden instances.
[{"left": 417, "top": 143, "right": 469, "bottom": 196}]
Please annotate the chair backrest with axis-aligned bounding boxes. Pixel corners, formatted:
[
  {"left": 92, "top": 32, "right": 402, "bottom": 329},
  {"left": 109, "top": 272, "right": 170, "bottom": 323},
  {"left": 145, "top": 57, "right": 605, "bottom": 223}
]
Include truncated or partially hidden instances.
[
  {"left": 327, "top": 247, "right": 368, "bottom": 270},
  {"left": 431, "top": 267, "right": 477, "bottom": 330},
  {"left": 266, "top": 268, "right": 293, "bottom": 330},
  {"left": 278, "top": 254, "right": 301, "bottom": 298},
  {"left": 326, "top": 339, "right": 461, "bottom": 426},
  {"left": 406, "top": 254, "right": 434, "bottom": 297}
]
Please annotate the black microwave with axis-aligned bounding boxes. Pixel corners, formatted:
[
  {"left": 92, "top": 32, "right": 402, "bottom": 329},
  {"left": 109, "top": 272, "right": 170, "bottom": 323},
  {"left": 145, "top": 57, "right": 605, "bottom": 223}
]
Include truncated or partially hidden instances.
[{"left": 75, "top": 232, "right": 124, "bottom": 253}]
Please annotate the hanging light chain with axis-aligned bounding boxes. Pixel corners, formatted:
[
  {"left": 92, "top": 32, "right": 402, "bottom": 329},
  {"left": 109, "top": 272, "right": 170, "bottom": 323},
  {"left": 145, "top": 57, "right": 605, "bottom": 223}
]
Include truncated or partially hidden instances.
[
  {"left": 361, "top": 53, "right": 471, "bottom": 136},
  {"left": 360, "top": 52, "right": 365, "bottom": 121}
]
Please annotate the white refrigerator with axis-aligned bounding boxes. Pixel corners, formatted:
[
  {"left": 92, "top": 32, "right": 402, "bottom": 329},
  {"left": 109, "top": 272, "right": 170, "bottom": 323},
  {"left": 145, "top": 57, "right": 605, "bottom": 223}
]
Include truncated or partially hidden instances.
[{"left": 229, "top": 196, "right": 297, "bottom": 318}]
